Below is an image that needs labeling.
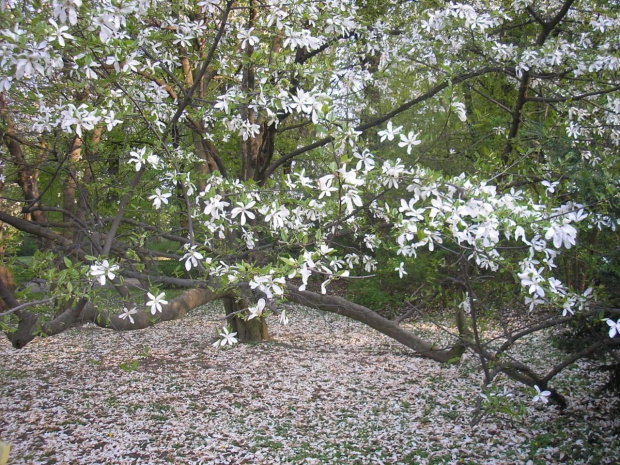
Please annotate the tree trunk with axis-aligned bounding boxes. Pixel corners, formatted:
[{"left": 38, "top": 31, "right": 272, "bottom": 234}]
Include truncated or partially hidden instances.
[
  {"left": 0, "top": 266, "right": 17, "bottom": 312},
  {"left": 62, "top": 135, "right": 86, "bottom": 241},
  {"left": 224, "top": 298, "right": 269, "bottom": 342},
  {"left": 0, "top": 94, "right": 49, "bottom": 231},
  {"left": 0, "top": 159, "right": 6, "bottom": 257}
]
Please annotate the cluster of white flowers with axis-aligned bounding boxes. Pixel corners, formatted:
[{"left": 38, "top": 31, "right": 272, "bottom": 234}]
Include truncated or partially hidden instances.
[
  {"left": 421, "top": 3, "right": 501, "bottom": 35},
  {"left": 52, "top": 0, "right": 82, "bottom": 25},
  {"left": 128, "top": 147, "right": 161, "bottom": 171},
  {"left": 288, "top": 89, "right": 330, "bottom": 124},
  {"left": 249, "top": 272, "right": 286, "bottom": 299},
  {"left": 60, "top": 104, "right": 101, "bottom": 137},
  {"left": 283, "top": 27, "right": 325, "bottom": 51}
]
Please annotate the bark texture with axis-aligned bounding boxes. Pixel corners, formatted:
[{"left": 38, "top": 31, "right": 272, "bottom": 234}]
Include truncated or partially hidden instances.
[
  {"left": 7, "top": 287, "right": 228, "bottom": 349},
  {"left": 285, "top": 283, "right": 466, "bottom": 363},
  {"left": 225, "top": 298, "right": 270, "bottom": 342},
  {"left": 0, "top": 266, "right": 16, "bottom": 311}
]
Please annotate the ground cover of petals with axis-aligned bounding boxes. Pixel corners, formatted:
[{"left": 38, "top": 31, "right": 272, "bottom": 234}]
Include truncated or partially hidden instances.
[{"left": 1, "top": 304, "right": 619, "bottom": 465}]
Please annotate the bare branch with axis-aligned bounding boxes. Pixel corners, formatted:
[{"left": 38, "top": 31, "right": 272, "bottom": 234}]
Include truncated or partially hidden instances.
[{"left": 0, "top": 298, "right": 54, "bottom": 317}]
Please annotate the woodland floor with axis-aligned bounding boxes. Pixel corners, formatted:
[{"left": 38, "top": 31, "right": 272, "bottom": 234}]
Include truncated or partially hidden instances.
[{"left": 1, "top": 304, "right": 619, "bottom": 464}]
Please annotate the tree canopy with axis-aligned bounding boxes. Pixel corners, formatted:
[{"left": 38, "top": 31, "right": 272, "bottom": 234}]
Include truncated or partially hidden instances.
[{"left": 1, "top": 0, "right": 620, "bottom": 406}]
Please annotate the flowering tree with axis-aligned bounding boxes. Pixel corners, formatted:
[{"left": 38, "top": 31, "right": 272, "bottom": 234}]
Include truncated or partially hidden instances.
[{"left": 1, "top": 0, "right": 620, "bottom": 406}]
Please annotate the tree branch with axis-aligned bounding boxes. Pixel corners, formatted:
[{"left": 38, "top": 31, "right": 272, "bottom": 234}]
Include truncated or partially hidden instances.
[
  {"left": 164, "top": 0, "right": 234, "bottom": 139},
  {"left": 102, "top": 166, "right": 146, "bottom": 255},
  {"left": 285, "top": 283, "right": 464, "bottom": 363},
  {"left": 502, "top": 0, "right": 576, "bottom": 164},
  {"left": 262, "top": 67, "right": 500, "bottom": 181},
  {"left": 524, "top": 85, "right": 620, "bottom": 103},
  {"left": 5, "top": 285, "right": 229, "bottom": 349}
]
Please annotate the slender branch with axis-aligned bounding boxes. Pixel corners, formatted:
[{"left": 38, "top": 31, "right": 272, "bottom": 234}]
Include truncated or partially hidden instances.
[
  {"left": 463, "top": 268, "right": 491, "bottom": 384},
  {"left": 542, "top": 338, "right": 620, "bottom": 384},
  {"left": 496, "top": 311, "right": 597, "bottom": 354},
  {"left": 263, "top": 67, "right": 500, "bottom": 181},
  {"left": 3, "top": 132, "right": 55, "bottom": 154},
  {"left": 466, "top": 84, "right": 513, "bottom": 113},
  {"left": 164, "top": 0, "right": 234, "bottom": 139},
  {"left": 502, "top": 0, "right": 576, "bottom": 164},
  {"left": 102, "top": 166, "right": 146, "bottom": 255},
  {"left": 134, "top": 69, "right": 179, "bottom": 100},
  {"left": 117, "top": 217, "right": 190, "bottom": 244},
  {"left": 525, "top": 5, "right": 546, "bottom": 27},
  {"left": 139, "top": 47, "right": 186, "bottom": 98},
  {"left": 524, "top": 86, "right": 620, "bottom": 103},
  {"left": 122, "top": 270, "right": 211, "bottom": 288},
  {"left": 0, "top": 298, "right": 54, "bottom": 317}
]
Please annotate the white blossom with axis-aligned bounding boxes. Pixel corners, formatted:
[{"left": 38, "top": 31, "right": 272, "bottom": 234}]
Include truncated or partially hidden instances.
[
  {"left": 545, "top": 220, "right": 577, "bottom": 249},
  {"left": 378, "top": 121, "right": 402, "bottom": 142},
  {"left": 88, "top": 260, "right": 119, "bottom": 286},
  {"left": 248, "top": 298, "right": 266, "bottom": 320},
  {"left": 213, "top": 326, "right": 238, "bottom": 347},
  {"left": 604, "top": 318, "right": 620, "bottom": 338},
  {"left": 231, "top": 201, "right": 256, "bottom": 225},
  {"left": 118, "top": 306, "right": 137, "bottom": 324},
  {"left": 48, "top": 18, "right": 74, "bottom": 47},
  {"left": 398, "top": 131, "right": 422, "bottom": 154},
  {"left": 146, "top": 292, "right": 168, "bottom": 315},
  {"left": 532, "top": 385, "right": 551, "bottom": 404},
  {"left": 149, "top": 188, "right": 172, "bottom": 210},
  {"left": 180, "top": 245, "right": 204, "bottom": 271}
]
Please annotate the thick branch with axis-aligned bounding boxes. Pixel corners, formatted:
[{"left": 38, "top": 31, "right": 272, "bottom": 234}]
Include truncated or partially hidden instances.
[
  {"left": 6, "top": 286, "right": 229, "bottom": 349},
  {"left": 0, "top": 210, "right": 73, "bottom": 247},
  {"left": 285, "top": 283, "right": 464, "bottom": 363},
  {"left": 0, "top": 93, "right": 49, "bottom": 226}
]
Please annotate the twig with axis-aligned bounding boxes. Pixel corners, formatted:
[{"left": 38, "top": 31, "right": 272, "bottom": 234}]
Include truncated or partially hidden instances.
[{"left": 0, "top": 298, "right": 54, "bottom": 317}]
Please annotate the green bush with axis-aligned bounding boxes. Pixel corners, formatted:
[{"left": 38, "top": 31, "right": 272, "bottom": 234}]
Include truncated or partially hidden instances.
[
  {"left": 346, "top": 249, "right": 448, "bottom": 318},
  {"left": 17, "top": 236, "right": 38, "bottom": 256}
]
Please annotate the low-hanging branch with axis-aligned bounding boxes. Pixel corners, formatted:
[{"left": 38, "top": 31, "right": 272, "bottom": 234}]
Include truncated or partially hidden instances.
[{"left": 284, "top": 283, "right": 467, "bottom": 363}]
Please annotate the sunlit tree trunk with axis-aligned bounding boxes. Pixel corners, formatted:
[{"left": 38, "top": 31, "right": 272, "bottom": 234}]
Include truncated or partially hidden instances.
[
  {"left": 225, "top": 298, "right": 270, "bottom": 342},
  {"left": 0, "top": 161, "right": 16, "bottom": 312},
  {"left": 0, "top": 93, "right": 50, "bottom": 249}
]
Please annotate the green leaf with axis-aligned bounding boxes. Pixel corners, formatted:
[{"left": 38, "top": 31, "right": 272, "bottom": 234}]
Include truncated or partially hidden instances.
[{"left": 279, "top": 256, "right": 297, "bottom": 266}]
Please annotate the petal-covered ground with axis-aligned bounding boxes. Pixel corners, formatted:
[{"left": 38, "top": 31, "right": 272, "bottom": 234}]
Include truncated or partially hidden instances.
[{"left": 1, "top": 304, "right": 619, "bottom": 464}]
